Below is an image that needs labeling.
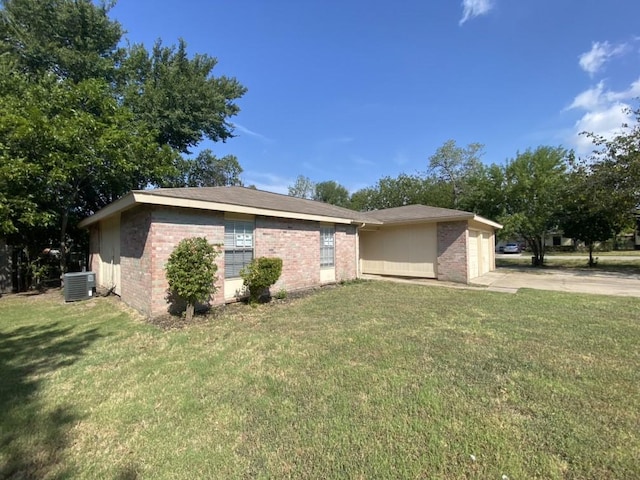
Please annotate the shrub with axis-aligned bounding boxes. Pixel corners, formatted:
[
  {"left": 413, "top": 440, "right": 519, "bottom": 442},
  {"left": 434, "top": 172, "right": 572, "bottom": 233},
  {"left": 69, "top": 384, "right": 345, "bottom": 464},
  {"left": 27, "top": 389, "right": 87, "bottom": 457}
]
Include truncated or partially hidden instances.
[
  {"left": 165, "top": 237, "right": 220, "bottom": 321},
  {"left": 240, "top": 257, "right": 283, "bottom": 304}
]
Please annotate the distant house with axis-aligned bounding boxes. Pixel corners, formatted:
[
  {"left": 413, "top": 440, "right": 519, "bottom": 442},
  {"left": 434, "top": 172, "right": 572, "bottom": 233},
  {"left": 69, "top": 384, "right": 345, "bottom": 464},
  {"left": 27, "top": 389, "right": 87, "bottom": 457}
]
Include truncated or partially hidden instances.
[{"left": 79, "top": 187, "right": 502, "bottom": 317}]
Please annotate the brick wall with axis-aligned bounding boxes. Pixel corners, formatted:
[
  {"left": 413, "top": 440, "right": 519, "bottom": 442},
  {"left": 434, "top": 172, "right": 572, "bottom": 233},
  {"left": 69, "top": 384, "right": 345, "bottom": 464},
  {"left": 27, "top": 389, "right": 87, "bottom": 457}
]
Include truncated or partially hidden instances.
[
  {"left": 120, "top": 207, "right": 153, "bottom": 315},
  {"left": 148, "top": 207, "right": 224, "bottom": 317},
  {"left": 437, "top": 221, "right": 469, "bottom": 283},
  {"left": 254, "top": 217, "right": 321, "bottom": 293},
  {"left": 114, "top": 206, "right": 359, "bottom": 317},
  {"left": 335, "top": 224, "right": 357, "bottom": 281}
]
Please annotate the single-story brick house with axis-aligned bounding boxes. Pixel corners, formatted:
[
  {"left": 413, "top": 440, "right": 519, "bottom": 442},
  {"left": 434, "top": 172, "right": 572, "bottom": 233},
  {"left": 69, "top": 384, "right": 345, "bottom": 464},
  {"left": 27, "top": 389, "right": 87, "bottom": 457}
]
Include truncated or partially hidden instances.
[{"left": 79, "top": 186, "right": 501, "bottom": 317}]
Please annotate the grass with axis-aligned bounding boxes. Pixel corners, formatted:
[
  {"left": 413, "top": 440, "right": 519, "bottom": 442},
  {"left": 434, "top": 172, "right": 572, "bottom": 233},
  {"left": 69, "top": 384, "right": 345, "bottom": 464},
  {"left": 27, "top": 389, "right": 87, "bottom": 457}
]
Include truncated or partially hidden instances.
[
  {"left": 497, "top": 254, "right": 640, "bottom": 274},
  {"left": 1, "top": 283, "right": 639, "bottom": 479}
]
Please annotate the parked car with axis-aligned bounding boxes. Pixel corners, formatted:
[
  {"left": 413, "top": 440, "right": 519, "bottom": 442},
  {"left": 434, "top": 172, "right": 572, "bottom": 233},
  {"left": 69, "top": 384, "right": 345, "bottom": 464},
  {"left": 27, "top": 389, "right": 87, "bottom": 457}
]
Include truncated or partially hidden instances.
[{"left": 503, "top": 243, "right": 520, "bottom": 254}]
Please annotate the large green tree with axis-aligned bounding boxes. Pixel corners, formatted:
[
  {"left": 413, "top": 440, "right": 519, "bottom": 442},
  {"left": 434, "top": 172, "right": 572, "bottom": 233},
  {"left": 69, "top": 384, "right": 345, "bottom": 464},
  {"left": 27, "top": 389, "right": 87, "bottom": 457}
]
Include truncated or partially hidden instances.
[
  {"left": 120, "top": 39, "right": 246, "bottom": 154},
  {"left": 428, "top": 140, "right": 484, "bottom": 209},
  {"left": 314, "top": 180, "right": 350, "bottom": 207},
  {"left": 0, "top": 0, "right": 246, "bottom": 280},
  {"left": 167, "top": 150, "right": 244, "bottom": 188},
  {"left": 499, "top": 146, "right": 571, "bottom": 266}
]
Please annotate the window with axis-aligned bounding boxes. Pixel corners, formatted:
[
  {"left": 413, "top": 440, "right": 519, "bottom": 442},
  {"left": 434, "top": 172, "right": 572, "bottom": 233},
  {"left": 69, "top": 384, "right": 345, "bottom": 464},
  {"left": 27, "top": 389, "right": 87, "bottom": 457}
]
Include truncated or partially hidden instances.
[
  {"left": 553, "top": 235, "right": 561, "bottom": 246},
  {"left": 225, "top": 220, "right": 254, "bottom": 278},
  {"left": 320, "top": 226, "right": 335, "bottom": 267}
]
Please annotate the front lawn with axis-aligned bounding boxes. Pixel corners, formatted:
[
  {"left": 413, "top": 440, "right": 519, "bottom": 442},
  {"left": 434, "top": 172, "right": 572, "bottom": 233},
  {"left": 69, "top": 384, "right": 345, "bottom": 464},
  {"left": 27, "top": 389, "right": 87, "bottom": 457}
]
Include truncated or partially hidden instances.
[
  {"left": 1, "top": 283, "right": 639, "bottom": 479},
  {"left": 497, "top": 254, "right": 640, "bottom": 274}
]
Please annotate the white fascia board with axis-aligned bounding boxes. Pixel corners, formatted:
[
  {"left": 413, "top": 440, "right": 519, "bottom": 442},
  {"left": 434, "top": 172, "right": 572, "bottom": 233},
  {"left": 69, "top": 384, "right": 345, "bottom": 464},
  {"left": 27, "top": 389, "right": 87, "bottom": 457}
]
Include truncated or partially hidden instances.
[
  {"left": 77, "top": 193, "right": 136, "bottom": 228},
  {"left": 472, "top": 215, "right": 503, "bottom": 229}
]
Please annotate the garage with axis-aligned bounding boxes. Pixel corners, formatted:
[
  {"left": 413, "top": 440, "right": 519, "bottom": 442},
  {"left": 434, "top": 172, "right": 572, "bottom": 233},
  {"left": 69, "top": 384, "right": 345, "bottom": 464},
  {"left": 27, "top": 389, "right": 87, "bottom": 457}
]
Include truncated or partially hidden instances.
[
  {"left": 359, "top": 205, "right": 501, "bottom": 283},
  {"left": 360, "top": 223, "right": 437, "bottom": 278}
]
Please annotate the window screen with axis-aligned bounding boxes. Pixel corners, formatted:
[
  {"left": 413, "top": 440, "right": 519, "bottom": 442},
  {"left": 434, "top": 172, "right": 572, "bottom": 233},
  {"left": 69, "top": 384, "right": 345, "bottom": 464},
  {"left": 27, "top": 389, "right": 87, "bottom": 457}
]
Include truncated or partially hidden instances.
[
  {"left": 320, "top": 226, "right": 335, "bottom": 267},
  {"left": 225, "top": 220, "right": 254, "bottom": 278}
]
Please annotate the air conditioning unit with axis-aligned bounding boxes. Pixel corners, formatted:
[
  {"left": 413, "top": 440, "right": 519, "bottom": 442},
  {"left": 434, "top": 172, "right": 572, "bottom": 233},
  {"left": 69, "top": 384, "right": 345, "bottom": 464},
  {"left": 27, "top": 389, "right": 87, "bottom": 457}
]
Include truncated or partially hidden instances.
[{"left": 64, "top": 271, "right": 96, "bottom": 302}]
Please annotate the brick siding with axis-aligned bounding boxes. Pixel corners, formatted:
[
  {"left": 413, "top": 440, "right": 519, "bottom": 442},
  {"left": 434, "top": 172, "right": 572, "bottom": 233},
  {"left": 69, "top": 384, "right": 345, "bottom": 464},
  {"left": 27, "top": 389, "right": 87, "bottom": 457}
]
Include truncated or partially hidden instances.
[
  {"left": 437, "top": 221, "right": 469, "bottom": 283},
  {"left": 111, "top": 206, "right": 358, "bottom": 318}
]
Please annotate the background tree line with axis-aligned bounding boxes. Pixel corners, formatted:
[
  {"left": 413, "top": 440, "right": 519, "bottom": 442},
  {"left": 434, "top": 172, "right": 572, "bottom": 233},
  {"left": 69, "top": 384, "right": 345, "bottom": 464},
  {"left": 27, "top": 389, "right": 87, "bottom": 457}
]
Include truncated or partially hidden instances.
[{"left": 289, "top": 117, "right": 640, "bottom": 266}]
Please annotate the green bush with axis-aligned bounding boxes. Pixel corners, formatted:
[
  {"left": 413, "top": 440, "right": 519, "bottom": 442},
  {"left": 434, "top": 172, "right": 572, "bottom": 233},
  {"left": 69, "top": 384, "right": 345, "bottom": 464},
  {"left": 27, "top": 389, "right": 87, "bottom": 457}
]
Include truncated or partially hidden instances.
[
  {"left": 165, "top": 237, "right": 220, "bottom": 320},
  {"left": 240, "top": 257, "right": 283, "bottom": 304}
]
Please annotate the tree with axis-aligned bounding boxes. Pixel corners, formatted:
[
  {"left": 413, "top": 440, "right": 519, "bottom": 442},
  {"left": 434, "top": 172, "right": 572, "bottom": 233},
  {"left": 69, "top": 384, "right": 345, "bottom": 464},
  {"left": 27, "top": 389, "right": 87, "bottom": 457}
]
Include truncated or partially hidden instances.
[
  {"left": 165, "top": 237, "right": 220, "bottom": 321},
  {"left": 459, "top": 163, "right": 506, "bottom": 221},
  {"left": 0, "top": 0, "right": 246, "bottom": 280},
  {"left": 428, "top": 140, "right": 484, "bottom": 209},
  {"left": 582, "top": 105, "right": 640, "bottom": 215},
  {"left": 0, "top": 68, "right": 175, "bottom": 270},
  {"left": 349, "top": 174, "right": 452, "bottom": 211},
  {"left": 314, "top": 180, "right": 350, "bottom": 207},
  {"left": 0, "top": 0, "right": 124, "bottom": 82},
  {"left": 120, "top": 39, "right": 246, "bottom": 154},
  {"left": 499, "top": 146, "right": 571, "bottom": 266},
  {"left": 288, "top": 175, "right": 315, "bottom": 199},
  {"left": 167, "top": 150, "right": 243, "bottom": 187}
]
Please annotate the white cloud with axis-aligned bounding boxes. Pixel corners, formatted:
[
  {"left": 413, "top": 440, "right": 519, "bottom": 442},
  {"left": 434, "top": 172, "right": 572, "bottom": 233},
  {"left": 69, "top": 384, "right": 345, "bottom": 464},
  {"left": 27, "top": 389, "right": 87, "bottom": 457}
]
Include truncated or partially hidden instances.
[
  {"left": 459, "top": 0, "right": 494, "bottom": 26},
  {"left": 565, "top": 78, "right": 639, "bottom": 154},
  {"left": 572, "top": 103, "right": 632, "bottom": 154},
  {"left": 578, "top": 41, "right": 627, "bottom": 76},
  {"left": 232, "top": 123, "right": 274, "bottom": 143}
]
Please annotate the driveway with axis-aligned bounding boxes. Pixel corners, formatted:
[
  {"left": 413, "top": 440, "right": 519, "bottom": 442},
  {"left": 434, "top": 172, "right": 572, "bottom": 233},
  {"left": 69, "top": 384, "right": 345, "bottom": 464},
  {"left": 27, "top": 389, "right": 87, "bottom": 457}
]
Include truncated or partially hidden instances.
[{"left": 472, "top": 267, "right": 640, "bottom": 297}]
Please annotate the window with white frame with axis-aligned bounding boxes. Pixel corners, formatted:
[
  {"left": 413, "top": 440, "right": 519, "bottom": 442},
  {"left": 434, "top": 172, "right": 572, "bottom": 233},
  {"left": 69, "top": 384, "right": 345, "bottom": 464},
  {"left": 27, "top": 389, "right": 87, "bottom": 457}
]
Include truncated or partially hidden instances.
[
  {"left": 320, "top": 226, "right": 335, "bottom": 267},
  {"left": 224, "top": 219, "right": 254, "bottom": 278}
]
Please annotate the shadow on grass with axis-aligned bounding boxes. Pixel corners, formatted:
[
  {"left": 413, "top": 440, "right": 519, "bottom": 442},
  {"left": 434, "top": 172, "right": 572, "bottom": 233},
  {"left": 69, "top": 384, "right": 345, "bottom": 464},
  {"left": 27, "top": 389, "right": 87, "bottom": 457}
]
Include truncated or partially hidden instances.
[{"left": 0, "top": 321, "right": 104, "bottom": 478}]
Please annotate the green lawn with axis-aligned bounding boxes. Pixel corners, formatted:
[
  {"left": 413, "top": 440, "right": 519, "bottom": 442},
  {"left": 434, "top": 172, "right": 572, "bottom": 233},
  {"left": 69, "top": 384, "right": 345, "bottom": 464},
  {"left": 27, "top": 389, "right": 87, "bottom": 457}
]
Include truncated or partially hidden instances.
[
  {"left": 1, "top": 283, "right": 639, "bottom": 479},
  {"left": 497, "top": 254, "right": 640, "bottom": 274}
]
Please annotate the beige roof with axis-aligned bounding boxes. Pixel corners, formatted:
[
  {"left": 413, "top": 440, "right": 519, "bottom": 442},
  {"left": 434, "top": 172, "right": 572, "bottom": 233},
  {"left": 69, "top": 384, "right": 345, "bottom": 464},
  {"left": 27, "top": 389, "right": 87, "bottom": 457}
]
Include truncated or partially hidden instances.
[
  {"left": 79, "top": 186, "right": 381, "bottom": 228},
  {"left": 360, "top": 204, "right": 502, "bottom": 229}
]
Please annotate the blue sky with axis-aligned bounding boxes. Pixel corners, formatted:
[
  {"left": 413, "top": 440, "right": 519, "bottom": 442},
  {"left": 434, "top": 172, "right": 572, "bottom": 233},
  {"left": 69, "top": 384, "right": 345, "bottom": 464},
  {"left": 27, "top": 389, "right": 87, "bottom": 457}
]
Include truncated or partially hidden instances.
[{"left": 111, "top": 0, "right": 640, "bottom": 194}]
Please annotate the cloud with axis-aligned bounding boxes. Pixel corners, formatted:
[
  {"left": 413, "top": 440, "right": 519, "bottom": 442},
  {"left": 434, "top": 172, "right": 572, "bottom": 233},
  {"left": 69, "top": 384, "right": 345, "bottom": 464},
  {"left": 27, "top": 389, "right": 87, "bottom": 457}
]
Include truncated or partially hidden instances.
[
  {"left": 565, "top": 78, "right": 639, "bottom": 154},
  {"left": 232, "top": 123, "right": 274, "bottom": 143},
  {"left": 578, "top": 41, "right": 627, "bottom": 76},
  {"left": 459, "top": 0, "right": 494, "bottom": 26}
]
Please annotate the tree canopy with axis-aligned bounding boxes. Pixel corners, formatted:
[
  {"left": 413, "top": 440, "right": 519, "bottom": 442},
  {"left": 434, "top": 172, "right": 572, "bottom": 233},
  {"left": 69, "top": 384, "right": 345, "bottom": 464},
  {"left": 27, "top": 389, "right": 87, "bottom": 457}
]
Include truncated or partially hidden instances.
[{"left": 0, "top": 0, "right": 246, "bottom": 277}]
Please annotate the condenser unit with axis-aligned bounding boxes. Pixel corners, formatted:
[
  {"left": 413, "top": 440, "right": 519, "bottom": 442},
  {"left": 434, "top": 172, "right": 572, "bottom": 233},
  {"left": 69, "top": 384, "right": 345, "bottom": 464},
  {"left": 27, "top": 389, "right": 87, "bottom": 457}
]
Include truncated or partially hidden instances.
[{"left": 64, "top": 271, "right": 96, "bottom": 302}]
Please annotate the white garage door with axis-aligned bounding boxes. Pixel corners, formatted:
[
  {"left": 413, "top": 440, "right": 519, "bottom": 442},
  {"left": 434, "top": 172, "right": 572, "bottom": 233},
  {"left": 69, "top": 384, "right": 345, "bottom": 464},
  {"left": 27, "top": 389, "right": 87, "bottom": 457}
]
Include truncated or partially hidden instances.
[
  {"left": 469, "top": 229, "right": 493, "bottom": 279},
  {"left": 360, "top": 224, "right": 438, "bottom": 278}
]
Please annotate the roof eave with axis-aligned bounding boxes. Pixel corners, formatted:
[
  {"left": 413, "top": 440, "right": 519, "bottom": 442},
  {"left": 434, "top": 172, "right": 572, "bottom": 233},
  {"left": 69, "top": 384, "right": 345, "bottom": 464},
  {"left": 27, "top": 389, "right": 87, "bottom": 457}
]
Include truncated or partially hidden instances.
[{"left": 78, "top": 190, "right": 377, "bottom": 228}]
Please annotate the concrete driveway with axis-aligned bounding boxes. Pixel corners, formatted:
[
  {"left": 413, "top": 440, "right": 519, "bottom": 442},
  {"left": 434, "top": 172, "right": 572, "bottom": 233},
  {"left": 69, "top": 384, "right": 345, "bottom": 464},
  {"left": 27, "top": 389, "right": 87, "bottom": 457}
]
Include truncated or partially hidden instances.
[{"left": 472, "top": 267, "right": 640, "bottom": 297}]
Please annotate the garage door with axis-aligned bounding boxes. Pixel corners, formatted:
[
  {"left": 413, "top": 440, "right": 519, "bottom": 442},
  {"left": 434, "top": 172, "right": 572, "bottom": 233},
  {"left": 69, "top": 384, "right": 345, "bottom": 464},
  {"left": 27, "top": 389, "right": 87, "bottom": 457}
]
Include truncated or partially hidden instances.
[
  {"left": 360, "top": 224, "right": 437, "bottom": 278},
  {"left": 468, "top": 229, "right": 493, "bottom": 279}
]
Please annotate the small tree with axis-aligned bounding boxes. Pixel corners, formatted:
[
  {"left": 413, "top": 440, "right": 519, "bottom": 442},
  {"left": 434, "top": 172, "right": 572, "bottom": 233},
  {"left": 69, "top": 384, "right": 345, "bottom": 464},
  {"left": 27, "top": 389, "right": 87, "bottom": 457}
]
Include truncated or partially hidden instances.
[
  {"left": 240, "top": 257, "right": 283, "bottom": 304},
  {"left": 165, "top": 237, "right": 220, "bottom": 320}
]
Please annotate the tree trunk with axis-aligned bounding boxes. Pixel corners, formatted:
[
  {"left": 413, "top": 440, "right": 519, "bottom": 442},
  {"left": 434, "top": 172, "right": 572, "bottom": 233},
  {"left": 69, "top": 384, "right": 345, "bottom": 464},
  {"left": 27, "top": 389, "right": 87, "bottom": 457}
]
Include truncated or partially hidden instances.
[
  {"left": 185, "top": 302, "right": 195, "bottom": 321},
  {"left": 588, "top": 242, "right": 595, "bottom": 267}
]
